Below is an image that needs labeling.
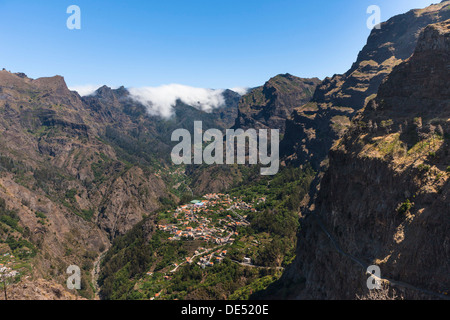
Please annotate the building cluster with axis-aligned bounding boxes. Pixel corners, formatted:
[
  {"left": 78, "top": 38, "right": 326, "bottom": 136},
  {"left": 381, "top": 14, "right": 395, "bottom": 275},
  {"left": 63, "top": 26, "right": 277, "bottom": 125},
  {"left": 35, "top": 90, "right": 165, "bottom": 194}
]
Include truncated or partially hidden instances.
[
  {"left": 0, "top": 254, "right": 19, "bottom": 279},
  {"left": 203, "top": 193, "right": 226, "bottom": 200},
  {"left": 155, "top": 194, "right": 256, "bottom": 269},
  {"left": 197, "top": 249, "right": 228, "bottom": 269},
  {"left": 157, "top": 194, "right": 252, "bottom": 245},
  {"left": 0, "top": 266, "right": 18, "bottom": 279}
]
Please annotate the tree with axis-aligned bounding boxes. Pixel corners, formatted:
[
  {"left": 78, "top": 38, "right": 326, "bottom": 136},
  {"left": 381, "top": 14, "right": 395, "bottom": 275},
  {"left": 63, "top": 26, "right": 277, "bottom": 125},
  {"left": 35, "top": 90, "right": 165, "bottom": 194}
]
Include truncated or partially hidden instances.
[
  {"left": 436, "top": 124, "right": 444, "bottom": 137},
  {"left": 0, "top": 269, "right": 10, "bottom": 300},
  {"left": 428, "top": 124, "right": 436, "bottom": 151},
  {"left": 414, "top": 117, "right": 423, "bottom": 129}
]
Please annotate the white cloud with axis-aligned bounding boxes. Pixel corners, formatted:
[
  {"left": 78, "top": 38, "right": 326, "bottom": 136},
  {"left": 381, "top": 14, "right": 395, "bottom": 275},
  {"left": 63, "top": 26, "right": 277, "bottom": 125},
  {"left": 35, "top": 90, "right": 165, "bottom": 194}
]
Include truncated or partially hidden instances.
[
  {"left": 230, "top": 87, "right": 250, "bottom": 95},
  {"left": 69, "top": 84, "right": 102, "bottom": 97},
  {"left": 70, "top": 83, "right": 249, "bottom": 118},
  {"left": 128, "top": 84, "right": 227, "bottom": 118}
]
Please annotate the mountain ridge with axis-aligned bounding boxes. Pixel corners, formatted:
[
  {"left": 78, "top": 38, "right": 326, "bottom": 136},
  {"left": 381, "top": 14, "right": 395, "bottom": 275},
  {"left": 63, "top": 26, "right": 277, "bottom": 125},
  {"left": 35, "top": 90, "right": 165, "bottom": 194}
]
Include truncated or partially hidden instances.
[
  {"left": 0, "top": 69, "right": 242, "bottom": 299},
  {"left": 264, "top": 17, "right": 450, "bottom": 300},
  {"left": 281, "top": 0, "right": 450, "bottom": 170}
]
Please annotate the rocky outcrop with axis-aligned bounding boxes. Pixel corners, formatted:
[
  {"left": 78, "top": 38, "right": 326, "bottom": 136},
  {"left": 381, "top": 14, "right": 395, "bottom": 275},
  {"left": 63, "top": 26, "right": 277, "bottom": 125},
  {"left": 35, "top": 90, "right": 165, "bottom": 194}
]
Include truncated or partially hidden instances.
[
  {"left": 233, "top": 74, "right": 321, "bottom": 134},
  {"left": 212, "top": 89, "right": 241, "bottom": 129},
  {"left": 96, "top": 166, "right": 168, "bottom": 238},
  {"left": 269, "top": 19, "right": 450, "bottom": 300},
  {"left": 1, "top": 278, "right": 84, "bottom": 300}
]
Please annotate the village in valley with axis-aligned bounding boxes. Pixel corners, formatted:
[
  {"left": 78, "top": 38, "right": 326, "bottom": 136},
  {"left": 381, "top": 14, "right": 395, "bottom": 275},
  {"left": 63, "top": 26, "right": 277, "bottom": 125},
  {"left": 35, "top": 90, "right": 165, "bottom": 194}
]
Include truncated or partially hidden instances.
[
  {"left": 137, "top": 193, "right": 273, "bottom": 300},
  {"left": 155, "top": 193, "right": 265, "bottom": 270},
  {"left": 100, "top": 166, "right": 309, "bottom": 300}
]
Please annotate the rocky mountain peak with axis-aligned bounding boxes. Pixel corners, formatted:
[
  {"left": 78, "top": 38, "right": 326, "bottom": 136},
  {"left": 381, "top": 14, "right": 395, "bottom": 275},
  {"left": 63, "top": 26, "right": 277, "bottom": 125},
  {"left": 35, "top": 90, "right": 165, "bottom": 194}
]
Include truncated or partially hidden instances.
[
  {"left": 416, "top": 18, "right": 450, "bottom": 52},
  {"left": 32, "top": 75, "right": 67, "bottom": 90},
  {"left": 233, "top": 74, "right": 321, "bottom": 133},
  {"left": 375, "top": 18, "right": 450, "bottom": 112},
  {"left": 281, "top": 2, "right": 450, "bottom": 169}
]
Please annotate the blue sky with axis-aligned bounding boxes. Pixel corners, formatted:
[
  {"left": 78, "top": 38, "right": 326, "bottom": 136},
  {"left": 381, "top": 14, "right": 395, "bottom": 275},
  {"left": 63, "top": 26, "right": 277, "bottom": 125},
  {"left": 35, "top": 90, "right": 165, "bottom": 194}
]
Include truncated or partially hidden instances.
[{"left": 0, "top": 0, "right": 439, "bottom": 90}]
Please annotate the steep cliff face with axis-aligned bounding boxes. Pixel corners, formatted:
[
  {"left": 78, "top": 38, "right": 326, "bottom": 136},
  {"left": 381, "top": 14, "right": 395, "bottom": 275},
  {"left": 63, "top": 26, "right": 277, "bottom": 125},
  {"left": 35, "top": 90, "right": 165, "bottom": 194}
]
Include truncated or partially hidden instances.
[
  {"left": 212, "top": 89, "right": 241, "bottom": 129},
  {"left": 281, "top": 1, "right": 450, "bottom": 169},
  {"left": 270, "top": 19, "right": 450, "bottom": 300},
  {"left": 233, "top": 74, "right": 321, "bottom": 134},
  {"left": 0, "top": 72, "right": 105, "bottom": 297}
]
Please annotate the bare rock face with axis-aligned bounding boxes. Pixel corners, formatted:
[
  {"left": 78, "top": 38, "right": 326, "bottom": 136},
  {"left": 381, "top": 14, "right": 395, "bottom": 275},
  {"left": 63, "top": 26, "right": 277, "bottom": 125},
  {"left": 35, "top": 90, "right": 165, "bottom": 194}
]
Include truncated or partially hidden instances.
[
  {"left": 233, "top": 74, "right": 321, "bottom": 134},
  {"left": 281, "top": 1, "right": 450, "bottom": 170},
  {"left": 271, "top": 19, "right": 450, "bottom": 300},
  {"left": 188, "top": 164, "right": 249, "bottom": 196},
  {"left": 96, "top": 166, "right": 167, "bottom": 239},
  {"left": 1, "top": 278, "right": 84, "bottom": 300},
  {"left": 187, "top": 74, "right": 321, "bottom": 196},
  {"left": 377, "top": 19, "right": 450, "bottom": 108}
]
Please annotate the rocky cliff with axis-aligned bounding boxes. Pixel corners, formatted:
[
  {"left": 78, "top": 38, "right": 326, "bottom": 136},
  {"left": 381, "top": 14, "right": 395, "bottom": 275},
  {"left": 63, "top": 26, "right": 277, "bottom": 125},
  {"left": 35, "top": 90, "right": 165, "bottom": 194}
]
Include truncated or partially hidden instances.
[
  {"left": 233, "top": 74, "right": 321, "bottom": 134},
  {"left": 281, "top": 1, "right": 450, "bottom": 170},
  {"left": 268, "top": 19, "right": 450, "bottom": 300}
]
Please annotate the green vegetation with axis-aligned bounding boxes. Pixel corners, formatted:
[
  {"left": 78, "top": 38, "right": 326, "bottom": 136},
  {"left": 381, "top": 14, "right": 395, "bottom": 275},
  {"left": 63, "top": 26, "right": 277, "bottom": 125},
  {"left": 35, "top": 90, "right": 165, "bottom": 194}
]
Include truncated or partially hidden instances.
[
  {"left": 397, "top": 199, "right": 414, "bottom": 215},
  {"left": 0, "top": 198, "right": 36, "bottom": 290},
  {"left": 130, "top": 257, "right": 281, "bottom": 300},
  {"left": 229, "top": 273, "right": 282, "bottom": 300},
  {"left": 98, "top": 228, "right": 188, "bottom": 300},
  {"left": 0, "top": 197, "right": 36, "bottom": 259},
  {"left": 98, "top": 165, "right": 315, "bottom": 300},
  {"left": 0, "top": 198, "right": 23, "bottom": 233},
  {"left": 80, "top": 209, "right": 94, "bottom": 221},
  {"left": 35, "top": 211, "right": 46, "bottom": 219},
  {"left": 65, "top": 188, "right": 77, "bottom": 202},
  {"left": 380, "top": 119, "right": 394, "bottom": 128},
  {"left": 418, "top": 164, "right": 431, "bottom": 172},
  {"left": 35, "top": 211, "right": 48, "bottom": 225},
  {"left": 102, "top": 126, "right": 168, "bottom": 168},
  {"left": 374, "top": 133, "right": 406, "bottom": 157},
  {"left": 0, "top": 155, "right": 29, "bottom": 177}
]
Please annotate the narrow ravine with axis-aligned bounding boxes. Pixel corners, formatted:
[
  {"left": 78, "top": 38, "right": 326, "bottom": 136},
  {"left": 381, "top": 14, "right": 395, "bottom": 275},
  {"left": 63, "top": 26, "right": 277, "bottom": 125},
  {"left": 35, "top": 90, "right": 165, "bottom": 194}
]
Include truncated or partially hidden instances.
[{"left": 91, "top": 251, "right": 107, "bottom": 300}]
